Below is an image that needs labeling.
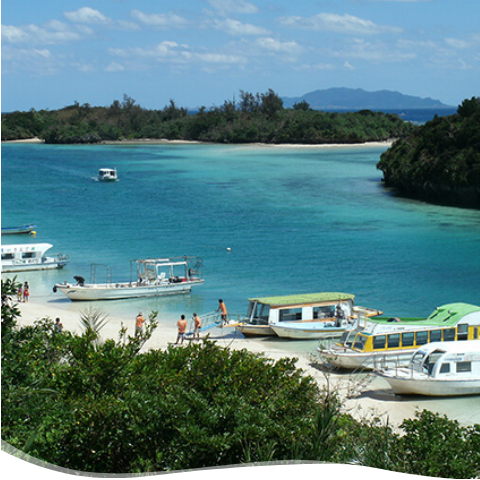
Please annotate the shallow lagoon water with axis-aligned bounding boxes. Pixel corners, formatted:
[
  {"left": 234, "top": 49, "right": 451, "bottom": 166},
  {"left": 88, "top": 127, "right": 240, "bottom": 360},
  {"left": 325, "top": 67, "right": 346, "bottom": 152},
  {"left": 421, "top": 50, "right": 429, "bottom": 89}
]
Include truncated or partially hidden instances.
[{"left": 2, "top": 141, "right": 480, "bottom": 422}]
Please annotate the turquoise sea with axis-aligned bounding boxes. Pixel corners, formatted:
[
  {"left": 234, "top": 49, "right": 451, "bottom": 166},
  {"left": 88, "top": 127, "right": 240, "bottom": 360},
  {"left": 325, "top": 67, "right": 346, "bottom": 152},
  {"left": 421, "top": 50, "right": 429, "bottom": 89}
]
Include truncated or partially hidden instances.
[{"left": 2, "top": 142, "right": 480, "bottom": 422}]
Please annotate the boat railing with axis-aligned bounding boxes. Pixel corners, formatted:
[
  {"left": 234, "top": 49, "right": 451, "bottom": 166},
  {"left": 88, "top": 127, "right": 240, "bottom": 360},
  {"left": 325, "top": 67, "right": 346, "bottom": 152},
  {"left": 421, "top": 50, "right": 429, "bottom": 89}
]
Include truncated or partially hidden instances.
[{"left": 90, "top": 263, "right": 112, "bottom": 285}]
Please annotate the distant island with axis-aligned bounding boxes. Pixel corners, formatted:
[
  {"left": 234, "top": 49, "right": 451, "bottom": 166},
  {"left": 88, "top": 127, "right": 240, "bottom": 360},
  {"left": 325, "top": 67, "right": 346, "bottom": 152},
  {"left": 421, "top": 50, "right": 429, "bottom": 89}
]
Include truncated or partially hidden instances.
[
  {"left": 1, "top": 89, "right": 416, "bottom": 145},
  {"left": 283, "top": 87, "right": 454, "bottom": 111},
  {"left": 377, "top": 96, "right": 480, "bottom": 208}
]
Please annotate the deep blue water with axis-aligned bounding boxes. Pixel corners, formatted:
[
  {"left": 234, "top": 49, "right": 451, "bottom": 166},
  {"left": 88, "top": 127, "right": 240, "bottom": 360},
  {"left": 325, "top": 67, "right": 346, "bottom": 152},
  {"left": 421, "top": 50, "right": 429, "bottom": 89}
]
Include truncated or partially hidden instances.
[{"left": 2, "top": 142, "right": 479, "bottom": 323}]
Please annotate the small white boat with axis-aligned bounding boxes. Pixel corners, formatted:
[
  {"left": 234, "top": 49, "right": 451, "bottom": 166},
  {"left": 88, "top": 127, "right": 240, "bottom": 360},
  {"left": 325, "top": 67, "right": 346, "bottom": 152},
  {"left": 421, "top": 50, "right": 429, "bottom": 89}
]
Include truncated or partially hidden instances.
[
  {"left": 232, "top": 292, "right": 382, "bottom": 338},
  {"left": 375, "top": 340, "right": 480, "bottom": 396},
  {"left": 98, "top": 168, "right": 118, "bottom": 182},
  {"left": 1, "top": 243, "right": 69, "bottom": 272},
  {"left": 53, "top": 256, "right": 203, "bottom": 301}
]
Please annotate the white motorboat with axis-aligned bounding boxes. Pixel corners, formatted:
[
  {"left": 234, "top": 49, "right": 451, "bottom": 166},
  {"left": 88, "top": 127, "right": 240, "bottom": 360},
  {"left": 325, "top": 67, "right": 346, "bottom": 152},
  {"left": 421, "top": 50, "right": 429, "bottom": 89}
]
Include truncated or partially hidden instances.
[
  {"left": 375, "top": 340, "right": 480, "bottom": 396},
  {"left": 317, "top": 303, "right": 480, "bottom": 370},
  {"left": 53, "top": 256, "right": 203, "bottom": 301},
  {"left": 1, "top": 243, "right": 69, "bottom": 272},
  {"left": 232, "top": 292, "right": 382, "bottom": 337},
  {"left": 98, "top": 168, "right": 118, "bottom": 181}
]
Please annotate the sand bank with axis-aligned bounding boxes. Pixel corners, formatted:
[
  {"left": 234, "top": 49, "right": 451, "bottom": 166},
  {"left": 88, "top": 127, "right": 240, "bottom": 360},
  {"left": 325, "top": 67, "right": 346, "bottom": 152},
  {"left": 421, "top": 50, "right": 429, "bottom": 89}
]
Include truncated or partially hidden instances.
[
  {"left": 13, "top": 297, "right": 479, "bottom": 428},
  {"left": 3, "top": 137, "right": 393, "bottom": 149}
]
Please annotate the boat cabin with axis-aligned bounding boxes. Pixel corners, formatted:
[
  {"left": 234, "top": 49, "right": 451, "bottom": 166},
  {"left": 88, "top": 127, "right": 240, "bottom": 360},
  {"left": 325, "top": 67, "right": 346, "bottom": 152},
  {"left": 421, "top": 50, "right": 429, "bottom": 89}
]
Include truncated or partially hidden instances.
[
  {"left": 2, "top": 243, "right": 53, "bottom": 263},
  {"left": 338, "top": 322, "right": 480, "bottom": 355},
  {"left": 411, "top": 340, "right": 480, "bottom": 378},
  {"left": 245, "top": 292, "right": 356, "bottom": 327},
  {"left": 135, "top": 256, "right": 203, "bottom": 285},
  {"left": 98, "top": 168, "right": 118, "bottom": 181}
]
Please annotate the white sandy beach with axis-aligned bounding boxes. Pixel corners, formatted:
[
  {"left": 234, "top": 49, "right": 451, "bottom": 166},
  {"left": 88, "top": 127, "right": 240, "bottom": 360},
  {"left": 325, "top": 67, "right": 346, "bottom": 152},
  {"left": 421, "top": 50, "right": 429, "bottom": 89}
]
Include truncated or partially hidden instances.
[
  {"left": 3, "top": 137, "right": 393, "bottom": 149},
  {"left": 13, "top": 296, "right": 480, "bottom": 429}
]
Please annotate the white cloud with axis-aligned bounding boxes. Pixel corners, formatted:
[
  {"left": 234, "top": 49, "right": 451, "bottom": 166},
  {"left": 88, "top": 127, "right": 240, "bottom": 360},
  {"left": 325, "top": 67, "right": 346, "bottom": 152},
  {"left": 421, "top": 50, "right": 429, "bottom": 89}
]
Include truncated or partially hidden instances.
[
  {"left": 279, "top": 13, "right": 402, "bottom": 35},
  {"left": 105, "top": 62, "right": 125, "bottom": 72},
  {"left": 333, "top": 38, "right": 416, "bottom": 62},
  {"left": 130, "top": 10, "right": 188, "bottom": 28},
  {"left": 256, "top": 37, "right": 303, "bottom": 54},
  {"left": 1, "top": 21, "right": 88, "bottom": 45},
  {"left": 208, "top": 0, "right": 258, "bottom": 15},
  {"left": 64, "top": 7, "right": 111, "bottom": 25},
  {"left": 445, "top": 38, "right": 470, "bottom": 49},
  {"left": 213, "top": 18, "right": 270, "bottom": 36}
]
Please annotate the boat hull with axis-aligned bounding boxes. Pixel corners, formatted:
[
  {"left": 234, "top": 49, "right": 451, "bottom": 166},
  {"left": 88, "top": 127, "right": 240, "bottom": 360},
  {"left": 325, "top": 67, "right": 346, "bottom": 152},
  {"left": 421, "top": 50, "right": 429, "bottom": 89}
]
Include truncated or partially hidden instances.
[
  {"left": 318, "top": 347, "right": 415, "bottom": 370},
  {"left": 271, "top": 323, "right": 349, "bottom": 340},
  {"left": 377, "top": 371, "right": 480, "bottom": 396},
  {"left": 1, "top": 224, "right": 37, "bottom": 235},
  {"left": 54, "top": 280, "right": 203, "bottom": 301},
  {"left": 235, "top": 324, "right": 276, "bottom": 336},
  {"left": 2, "top": 259, "right": 67, "bottom": 272}
]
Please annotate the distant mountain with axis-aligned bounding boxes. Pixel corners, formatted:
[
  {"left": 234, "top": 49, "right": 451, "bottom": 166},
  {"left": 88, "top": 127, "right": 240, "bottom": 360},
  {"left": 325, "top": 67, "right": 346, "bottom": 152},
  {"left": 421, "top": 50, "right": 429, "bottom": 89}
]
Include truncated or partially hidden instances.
[{"left": 282, "top": 87, "right": 454, "bottom": 110}]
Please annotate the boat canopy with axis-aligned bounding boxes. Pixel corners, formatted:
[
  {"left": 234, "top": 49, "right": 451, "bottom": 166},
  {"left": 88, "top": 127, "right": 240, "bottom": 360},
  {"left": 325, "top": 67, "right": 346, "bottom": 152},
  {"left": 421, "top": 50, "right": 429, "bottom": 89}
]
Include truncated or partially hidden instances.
[
  {"left": 248, "top": 292, "right": 355, "bottom": 308},
  {"left": 1, "top": 243, "right": 52, "bottom": 255},
  {"left": 423, "top": 303, "right": 480, "bottom": 326}
]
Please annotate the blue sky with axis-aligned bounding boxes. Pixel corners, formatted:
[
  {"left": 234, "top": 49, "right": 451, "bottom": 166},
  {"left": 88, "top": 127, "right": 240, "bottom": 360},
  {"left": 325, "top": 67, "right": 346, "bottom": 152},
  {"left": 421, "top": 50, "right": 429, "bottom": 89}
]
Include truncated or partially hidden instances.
[{"left": 2, "top": 0, "right": 479, "bottom": 112}]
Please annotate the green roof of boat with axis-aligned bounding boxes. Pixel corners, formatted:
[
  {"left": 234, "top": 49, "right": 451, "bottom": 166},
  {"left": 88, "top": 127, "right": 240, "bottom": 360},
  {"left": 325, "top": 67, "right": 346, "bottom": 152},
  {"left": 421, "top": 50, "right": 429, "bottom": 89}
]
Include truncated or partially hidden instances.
[
  {"left": 370, "top": 302, "right": 480, "bottom": 327},
  {"left": 248, "top": 292, "right": 355, "bottom": 307}
]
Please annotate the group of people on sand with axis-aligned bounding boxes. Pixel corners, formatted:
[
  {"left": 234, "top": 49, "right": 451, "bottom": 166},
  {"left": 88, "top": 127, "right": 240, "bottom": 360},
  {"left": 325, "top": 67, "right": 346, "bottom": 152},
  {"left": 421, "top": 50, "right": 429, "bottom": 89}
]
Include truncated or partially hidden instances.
[
  {"left": 175, "top": 299, "right": 228, "bottom": 345},
  {"left": 132, "top": 299, "right": 229, "bottom": 344},
  {"left": 17, "top": 282, "right": 30, "bottom": 303}
]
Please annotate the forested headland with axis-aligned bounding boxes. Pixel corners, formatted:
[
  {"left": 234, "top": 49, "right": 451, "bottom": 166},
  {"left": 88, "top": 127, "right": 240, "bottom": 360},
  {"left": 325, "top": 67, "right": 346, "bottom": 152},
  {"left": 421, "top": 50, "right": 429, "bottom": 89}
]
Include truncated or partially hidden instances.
[
  {"left": 377, "top": 97, "right": 480, "bottom": 207},
  {"left": 1, "top": 89, "right": 415, "bottom": 145},
  {"left": 2, "top": 278, "right": 480, "bottom": 476}
]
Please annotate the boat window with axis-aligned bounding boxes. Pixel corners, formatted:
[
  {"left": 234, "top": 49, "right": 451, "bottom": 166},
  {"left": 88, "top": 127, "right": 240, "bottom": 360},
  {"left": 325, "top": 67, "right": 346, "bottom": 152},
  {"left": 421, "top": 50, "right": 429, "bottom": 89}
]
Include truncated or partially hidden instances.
[
  {"left": 353, "top": 335, "right": 367, "bottom": 350},
  {"left": 1, "top": 253, "right": 14, "bottom": 260},
  {"left": 387, "top": 333, "right": 400, "bottom": 348},
  {"left": 22, "top": 252, "right": 36, "bottom": 259},
  {"left": 429, "top": 330, "right": 442, "bottom": 343},
  {"left": 425, "top": 350, "right": 444, "bottom": 375},
  {"left": 258, "top": 304, "right": 270, "bottom": 324},
  {"left": 401, "top": 332, "right": 415, "bottom": 347},
  {"left": 373, "top": 335, "right": 386, "bottom": 350},
  {"left": 443, "top": 328, "right": 455, "bottom": 342},
  {"left": 439, "top": 363, "right": 450, "bottom": 374},
  {"left": 279, "top": 308, "right": 302, "bottom": 322},
  {"left": 474, "top": 327, "right": 479, "bottom": 339},
  {"left": 247, "top": 301, "right": 257, "bottom": 320},
  {"left": 457, "top": 324, "right": 469, "bottom": 341},
  {"left": 339, "top": 331, "right": 350, "bottom": 345},
  {"left": 416, "top": 331, "right": 429, "bottom": 345},
  {"left": 250, "top": 303, "right": 270, "bottom": 325},
  {"left": 314, "top": 306, "right": 335, "bottom": 319},
  {"left": 456, "top": 361, "right": 472, "bottom": 373}
]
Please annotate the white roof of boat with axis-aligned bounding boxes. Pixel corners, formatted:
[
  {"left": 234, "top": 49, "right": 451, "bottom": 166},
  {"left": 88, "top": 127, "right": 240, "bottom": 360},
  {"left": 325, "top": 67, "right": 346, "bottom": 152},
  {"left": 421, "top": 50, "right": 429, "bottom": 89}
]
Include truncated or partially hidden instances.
[
  {"left": 1, "top": 243, "right": 53, "bottom": 253},
  {"left": 419, "top": 340, "right": 480, "bottom": 355}
]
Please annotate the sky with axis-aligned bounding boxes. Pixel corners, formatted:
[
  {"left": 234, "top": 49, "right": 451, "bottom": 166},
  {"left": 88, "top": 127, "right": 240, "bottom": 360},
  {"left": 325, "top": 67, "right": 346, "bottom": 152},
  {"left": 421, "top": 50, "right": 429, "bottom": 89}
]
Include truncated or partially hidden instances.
[{"left": 1, "top": 0, "right": 479, "bottom": 112}]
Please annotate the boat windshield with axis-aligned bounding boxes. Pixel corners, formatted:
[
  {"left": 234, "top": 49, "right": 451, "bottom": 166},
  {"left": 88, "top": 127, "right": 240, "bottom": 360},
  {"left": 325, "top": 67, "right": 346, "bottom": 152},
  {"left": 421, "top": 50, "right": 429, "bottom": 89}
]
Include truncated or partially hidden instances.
[
  {"left": 411, "top": 350, "right": 427, "bottom": 372},
  {"left": 424, "top": 349, "right": 445, "bottom": 375},
  {"left": 247, "top": 301, "right": 270, "bottom": 325}
]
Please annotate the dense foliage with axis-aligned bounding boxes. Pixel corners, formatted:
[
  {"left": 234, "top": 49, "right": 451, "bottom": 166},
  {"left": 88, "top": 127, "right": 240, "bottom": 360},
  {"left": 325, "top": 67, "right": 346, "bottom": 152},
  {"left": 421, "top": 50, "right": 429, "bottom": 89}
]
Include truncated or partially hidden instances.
[
  {"left": 2, "top": 278, "right": 480, "bottom": 476},
  {"left": 377, "top": 96, "right": 480, "bottom": 207},
  {"left": 1, "top": 90, "right": 415, "bottom": 145}
]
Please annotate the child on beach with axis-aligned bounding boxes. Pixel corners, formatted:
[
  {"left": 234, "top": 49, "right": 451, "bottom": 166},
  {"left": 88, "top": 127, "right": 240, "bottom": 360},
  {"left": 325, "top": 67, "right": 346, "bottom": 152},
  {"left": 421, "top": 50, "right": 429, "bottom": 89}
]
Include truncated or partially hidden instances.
[
  {"left": 17, "top": 285, "right": 23, "bottom": 302},
  {"left": 23, "top": 283, "right": 29, "bottom": 303}
]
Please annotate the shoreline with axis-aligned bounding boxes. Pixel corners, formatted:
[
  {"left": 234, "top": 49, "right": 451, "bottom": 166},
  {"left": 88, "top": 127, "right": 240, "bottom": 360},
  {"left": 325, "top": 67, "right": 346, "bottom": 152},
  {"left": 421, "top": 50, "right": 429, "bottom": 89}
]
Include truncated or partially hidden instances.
[
  {"left": 14, "top": 296, "right": 480, "bottom": 429},
  {"left": 2, "top": 137, "right": 393, "bottom": 149}
]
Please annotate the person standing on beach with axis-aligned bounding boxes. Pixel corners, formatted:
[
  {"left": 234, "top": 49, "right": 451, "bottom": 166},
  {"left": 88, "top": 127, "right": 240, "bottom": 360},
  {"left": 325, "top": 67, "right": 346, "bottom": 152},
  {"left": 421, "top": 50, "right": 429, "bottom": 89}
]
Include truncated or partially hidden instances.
[
  {"left": 17, "top": 284, "right": 23, "bottom": 302},
  {"left": 176, "top": 315, "right": 188, "bottom": 345},
  {"left": 217, "top": 299, "right": 228, "bottom": 325},
  {"left": 135, "top": 312, "right": 145, "bottom": 337},
  {"left": 23, "top": 282, "right": 29, "bottom": 303},
  {"left": 193, "top": 313, "right": 201, "bottom": 341}
]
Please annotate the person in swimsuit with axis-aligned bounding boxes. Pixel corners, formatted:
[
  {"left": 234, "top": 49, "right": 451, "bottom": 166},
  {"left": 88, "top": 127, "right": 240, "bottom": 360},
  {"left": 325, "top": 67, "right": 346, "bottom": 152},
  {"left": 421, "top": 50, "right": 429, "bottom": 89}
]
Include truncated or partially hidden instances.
[
  {"left": 217, "top": 299, "right": 228, "bottom": 325},
  {"left": 193, "top": 313, "right": 201, "bottom": 341},
  {"left": 176, "top": 315, "right": 187, "bottom": 345}
]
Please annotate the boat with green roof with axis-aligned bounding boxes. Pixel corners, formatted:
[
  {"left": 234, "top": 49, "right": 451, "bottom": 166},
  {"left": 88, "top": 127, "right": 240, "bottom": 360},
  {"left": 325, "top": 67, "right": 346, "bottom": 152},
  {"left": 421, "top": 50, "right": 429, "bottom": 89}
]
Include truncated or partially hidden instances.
[
  {"left": 317, "top": 302, "right": 480, "bottom": 370},
  {"left": 232, "top": 292, "right": 382, "bottom": 338}
]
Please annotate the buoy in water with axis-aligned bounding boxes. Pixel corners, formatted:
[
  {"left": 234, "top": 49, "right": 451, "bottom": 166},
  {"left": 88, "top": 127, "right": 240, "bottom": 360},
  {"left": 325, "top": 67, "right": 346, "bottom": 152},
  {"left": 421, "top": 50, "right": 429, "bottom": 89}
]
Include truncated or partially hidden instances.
[
  {"left": 30, "top": 231, "right": 37, "bottom": 236},
  {"left": 226, "top": 247, "right": 231, "bottom": 252}
]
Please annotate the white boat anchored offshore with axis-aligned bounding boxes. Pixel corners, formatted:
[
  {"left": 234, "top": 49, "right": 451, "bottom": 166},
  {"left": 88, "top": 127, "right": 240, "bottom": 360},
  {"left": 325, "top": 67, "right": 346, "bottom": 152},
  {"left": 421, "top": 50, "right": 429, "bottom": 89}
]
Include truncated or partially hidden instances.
[
  {"left": 97, "top": 168, "right": 118, "bottom": 182},
  {"left": 375, "top": 340, "right": 480, "bottom": 396},
  {"left": 1, "top": 243, "right": 69, "bottom": 272},
  {"left": 53, "top": 256, "right": 204, "bottom": 301}
]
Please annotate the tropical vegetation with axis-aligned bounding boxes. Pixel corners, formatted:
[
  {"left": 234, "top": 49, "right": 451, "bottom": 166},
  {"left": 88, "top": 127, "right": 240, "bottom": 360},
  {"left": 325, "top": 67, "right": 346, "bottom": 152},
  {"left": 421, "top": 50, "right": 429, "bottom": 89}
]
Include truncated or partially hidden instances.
[
  {"left": 2, "top": 277, "right": 480, "bottom": 477},
  {"left": 377, "top": 96, "right": 480, "bottom": 207},
  {"left": 1, "top": 90, "right": 415, "bottom": 145}
]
